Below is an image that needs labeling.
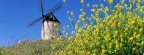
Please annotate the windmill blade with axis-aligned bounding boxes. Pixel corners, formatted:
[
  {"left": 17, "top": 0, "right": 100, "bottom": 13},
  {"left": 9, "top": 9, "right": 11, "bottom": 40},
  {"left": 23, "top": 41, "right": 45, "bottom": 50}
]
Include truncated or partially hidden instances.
[
  {"left": 47, "top": 2, "right": 63, "bottom": 15},
  {"left": 28, "top": 17, "right": 43, "bottom": 27},
  {"left": 40, "top": 0, "right": 45, "bottom": 17}
]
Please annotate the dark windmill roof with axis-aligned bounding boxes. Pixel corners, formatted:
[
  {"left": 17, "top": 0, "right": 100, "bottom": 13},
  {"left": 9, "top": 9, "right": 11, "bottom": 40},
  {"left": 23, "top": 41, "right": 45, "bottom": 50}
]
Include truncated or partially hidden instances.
[{"left": 45, "top": 13, "right": 60, "bottom": 23}]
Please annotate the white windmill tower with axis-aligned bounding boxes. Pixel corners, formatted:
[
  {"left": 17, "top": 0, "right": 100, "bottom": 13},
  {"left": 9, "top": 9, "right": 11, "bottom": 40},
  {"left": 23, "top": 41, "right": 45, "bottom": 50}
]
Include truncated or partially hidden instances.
[{"left": 28, "top": 0, "right": 62, "bottom": 40}]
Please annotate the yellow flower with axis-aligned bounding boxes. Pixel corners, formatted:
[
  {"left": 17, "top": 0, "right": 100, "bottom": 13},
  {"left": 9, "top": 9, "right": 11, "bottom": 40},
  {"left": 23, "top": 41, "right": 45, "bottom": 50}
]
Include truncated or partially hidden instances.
[
  {"left": 81, "top": 0, "right": 84, "bottom": 4},
  {"left": 137, "top": 3, "right": 141, "bottom": 9},
  {"left": 140, "top": 6, "right": 144, "bottom": 12},
  {"left": 86, "top": 51, "right": 90, "bottom": 55},
  {"left": 96, "top": 42, "right": 100, "bottom": 46},
  {"left": 71, "top": 11, "right": 74, "bottom": 16},
  {"left": 66, "top": 25, "right": 69, "bottom": 28},
  {"left": 79, "top": 15, "right": 82, "bottom": 19},
  {"left": 132, "top": 48, "right": 136, "bottom": 51},
  {"left": 68, "top": 51, "right": 72, "bottom": 54},
  {"left": 41, "top": 37, "right": 45, "bottom": 40},
  {"left": 99, "top": 24, "right": 103, "bottom": 28},
  {"left": 119, "top": 12, "right": 123, "bottom": 18},
  {"left": 75, "top": 24, "right": 79, "bottom": 30},
  {"left": 114, "top": 30, "right": 118, "bottom": 35},
  {"left": 87, "top": 3, "right": 90, "bottom": 7},
  {"left": 136, "top": 43, "right": 140, "bottom": 46},
  {"left": 71, "top": 31, "right": 75, "bottom": 34},
  {"left": 104, "top": 0, "right": 106, "bottom": 2},
  {"left": 129, "top": 37, "right": 133, "bottom": 41},
  {"left": 105, "top": 6, "right": 109, "bottom": 12},
  {"left": 141, "top": 41, "right": 144, "bottom": 45},
  {"left": 67, "top": 11, "right": 70, "bottom": 14},
  {"left": 82, "top": 11, "right": 86, "bottom": 16},
  {"left": 121, "top": 0, "right": 125, "bottom": 4},
  {"left": 80, "top": 8, "right": 83, "bottom": 11},
  {"left": 50, "top": 34, "right": 53, "bottom": 37},
  {"left": 67, "top": 44, "right": 72, "bottom": 49},
  {"left": 68, "top": 37, "right": 72, "bottom": 41},
  {"left": 102, "top": 49, "right": 106, "bottom": 54},
  {"left": 65, "top": 33, "right": 69, "bottom": 37},
  {"left": 78, "top": 28, "right": 83, "bottom": 33},
  {"left": 135, "top": 34, "right": 141, "bottom": 39},
  {"left": 138, "top": 0, "right": 141, "bottom": 3},
  {"left": 116, "top": 44, "right": 119, "bottom": 50},
  {"left": 63, "top": 0, "right": 66, "bottom": 3},
  {"left": 56, "top": 28, "right": 59, "bottom": 32},
  {"left": 108, "top": 0, "right": 114, "bottom": 4},
  {"left": 125, "top": 28, "right": 128, "bottom": 31},
  {"left": 57, "top": 37, "right": 62, "bottom": 41},
  {"left": 133, "top": 32, "right": 137, "bottom": 36},
  {"left": 76, "top": 33, "right": 80, "bottom": 37}
]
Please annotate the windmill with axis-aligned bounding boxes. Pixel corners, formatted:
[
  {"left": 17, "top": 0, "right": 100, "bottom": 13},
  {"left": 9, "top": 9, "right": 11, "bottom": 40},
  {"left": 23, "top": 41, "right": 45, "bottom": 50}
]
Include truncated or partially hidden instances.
[{"left": 28, "top": 0, "right": 62, "bottom": 40}]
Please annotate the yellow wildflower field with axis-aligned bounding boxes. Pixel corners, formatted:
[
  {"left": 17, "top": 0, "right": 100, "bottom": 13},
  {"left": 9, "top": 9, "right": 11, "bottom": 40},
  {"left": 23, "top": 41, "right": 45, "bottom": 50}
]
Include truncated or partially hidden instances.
[{"left": 56, "top": 0, "right": 144, "bottom": 55}]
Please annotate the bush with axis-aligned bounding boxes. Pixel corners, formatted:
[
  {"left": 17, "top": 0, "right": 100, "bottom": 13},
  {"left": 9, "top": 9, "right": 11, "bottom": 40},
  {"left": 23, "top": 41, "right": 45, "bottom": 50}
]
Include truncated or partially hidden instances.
[{"left": 55, "top": 0, "right": 144, "bottom": 55}]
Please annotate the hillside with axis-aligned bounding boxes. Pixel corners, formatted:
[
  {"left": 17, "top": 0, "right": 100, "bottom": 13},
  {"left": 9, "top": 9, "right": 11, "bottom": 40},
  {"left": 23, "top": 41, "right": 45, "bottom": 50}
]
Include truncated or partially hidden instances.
[{"left": 0, "top": 39, "right": 69, "bottom": 55}]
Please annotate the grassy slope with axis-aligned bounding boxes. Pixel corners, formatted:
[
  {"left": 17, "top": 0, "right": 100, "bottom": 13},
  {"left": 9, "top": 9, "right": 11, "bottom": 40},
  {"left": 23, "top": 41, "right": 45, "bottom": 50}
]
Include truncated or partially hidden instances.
[{"left": 0, "top": 39, "right": 69, "bottom": 55}]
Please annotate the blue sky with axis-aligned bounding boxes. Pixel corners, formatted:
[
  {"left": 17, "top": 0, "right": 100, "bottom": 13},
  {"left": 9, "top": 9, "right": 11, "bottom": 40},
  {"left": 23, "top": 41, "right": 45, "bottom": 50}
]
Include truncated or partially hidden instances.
[
  {"left": 0, "top": 0, "right": 141, "bottom": 46},
  {"left": 0, "top": 0, "right": 96, "bottom": 46}
]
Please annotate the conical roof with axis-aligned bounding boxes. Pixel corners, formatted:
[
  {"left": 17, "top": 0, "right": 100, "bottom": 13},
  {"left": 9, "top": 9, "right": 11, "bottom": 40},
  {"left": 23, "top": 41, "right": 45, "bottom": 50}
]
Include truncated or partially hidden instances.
[{"left": 45, "top": 13, "right": 60, "bottom": 23}]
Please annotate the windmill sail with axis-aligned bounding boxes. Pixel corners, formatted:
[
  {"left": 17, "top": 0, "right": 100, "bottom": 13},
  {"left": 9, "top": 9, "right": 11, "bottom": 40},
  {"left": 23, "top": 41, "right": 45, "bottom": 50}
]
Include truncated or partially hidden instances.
[
  {"left": 40, "top": 0, "right": 44, "bottom": 16},
  {"left": 47, "top": 2, "right": 62, "bottom": 16},
  {"left": 28, "top": 17, "right": 43, "bottom": 27}
]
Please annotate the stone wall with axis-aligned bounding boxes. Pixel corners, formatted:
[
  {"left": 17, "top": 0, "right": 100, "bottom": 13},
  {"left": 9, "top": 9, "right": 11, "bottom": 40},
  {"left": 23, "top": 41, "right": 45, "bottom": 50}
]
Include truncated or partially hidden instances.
[{"left": 41, "top": 20, "right": 60, "bottom": 40}]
